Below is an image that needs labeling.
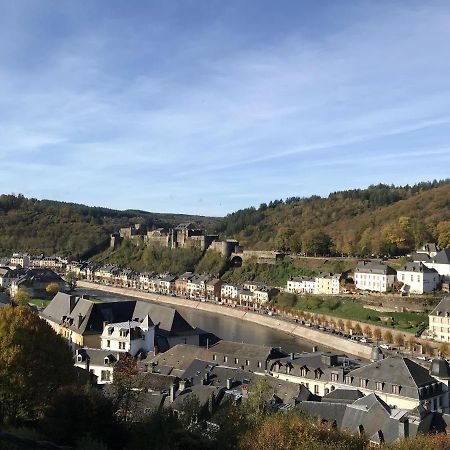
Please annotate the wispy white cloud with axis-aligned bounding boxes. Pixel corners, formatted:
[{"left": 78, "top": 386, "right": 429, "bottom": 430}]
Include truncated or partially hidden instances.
[{"left": 0, "top": 1, "right": 449, "bottom": 214}]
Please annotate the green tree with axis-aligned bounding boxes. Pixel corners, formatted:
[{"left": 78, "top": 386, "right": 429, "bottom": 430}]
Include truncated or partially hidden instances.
[
  {"left": 0, "top": 305, "right": 75, "bottom": 424},
  {"left": 301, "top": 230, "right": 333, "bottom": 256}
]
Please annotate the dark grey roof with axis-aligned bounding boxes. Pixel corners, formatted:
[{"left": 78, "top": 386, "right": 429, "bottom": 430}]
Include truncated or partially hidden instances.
[
  {"left": 208, "top": 341, "right": 283, "bottom": 360},
  {"left": 296, "top": 401, "right": 348, "bottom": 428},
  {"left": 132, "top": 302, "right": 194, "bottom": 334},
  {"left": 76, "top": 348, "right": 119, "bottom": 366},
  {"left": 347, "top": 357, "right": 437, "bottom": 395},
  {"left": 430, "top": 296, "right": 450, "bottom": 316},
  {"left": 398, "top": 262, "right": 438, "bottom": 274},
  {"left": 41, "top": 292, "right": 136, "bottom": 334},
  {"left": 410, "top": 252, "right": 431, "bottom": 262},
  {"left": 431, "top": 249, "right": 450, "bottom": 265},
  {"left": 430, "top": 358, "right": 450, "bottom": 379},
  {"left": 355, "top": 261, "right": 396, "bottom": 275},
  {"left": 323, "top": 388, "right": 364, "bottom": 403}
]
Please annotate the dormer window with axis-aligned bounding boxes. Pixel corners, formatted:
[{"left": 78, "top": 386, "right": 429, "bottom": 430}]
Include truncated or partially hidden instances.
[
  {"left": 300, "top": 366, "right": 308, "bottom": 377},
  {"left": 392, "top": 385, "right": 401, "bottom": 395},
  {"left": 359, "top": 378, "right": 368, "bottom": 388},
  {"left": 108, "top": 327, "right": 114, "bottom": 335},
  {"left": 375, "top": 382, "right": 384, "bottom": 391},
  {"left": 77, "top": 355, "right": 83, "bottom": 362},
  {"left": 104, "top": 357, "right": 109, "bottom": 365}
]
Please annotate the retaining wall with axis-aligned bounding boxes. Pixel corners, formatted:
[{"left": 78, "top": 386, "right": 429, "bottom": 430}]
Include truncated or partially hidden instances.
[{"left": 77, "top": 281, "right": 373, "bottom": 358}]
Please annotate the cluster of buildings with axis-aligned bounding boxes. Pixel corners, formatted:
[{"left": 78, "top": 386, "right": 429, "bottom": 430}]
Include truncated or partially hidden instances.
[
  {"left": 287, "top": 245, "right": 450, "bottom": 296},
  {"left": 7, "top": 253, "right": 68, "bottom": 272},
  {"left": 110, "top": 222, "right": 242, "bottom": 258},
  {"left": 39, "top": 288, "right": 450, "bottom": 445},
  {"left": 65, "top": 263, "right": 280, "bottom": 308}
]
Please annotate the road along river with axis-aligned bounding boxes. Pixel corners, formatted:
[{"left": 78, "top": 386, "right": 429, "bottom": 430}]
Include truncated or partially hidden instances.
[{"left": 77, "top": 281, "right": 372, "bottom": 359}]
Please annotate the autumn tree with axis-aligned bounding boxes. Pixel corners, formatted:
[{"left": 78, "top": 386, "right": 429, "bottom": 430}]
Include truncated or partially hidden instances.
[
  {"left": 0, "top": 305, "right": 75, "bottom": 424},
  {"left": 345, "top": 320, "right": 353, "bottom": 333},
  {"left": 337, "top": 319, "right": 345, "bottom": 331},
  {"left": 440, "top": 343, "right": 450, "bottom": 359},
  {"left": 394, "top": 334, "right": 405, "bottom": 348},
  {"left": 66, "top": 271, "right": 78, "bottom": 291},
  {"left": 353, "top": 324, "right": 362, "bottom": 336},
  {"left": 383, "top": 330, "right": 393, "bottom": 344},
  {"left": 373, "top": 328, "right": 382, "bottom": 342},
  {"left": 46, "top": 282, "right": 60, "bottom": 296},
  {"left": 14, "top": 287, "right": 31, "bottom": 305},
  {"left": 363, "top": 326, "right": 372, "bottom": 338}
]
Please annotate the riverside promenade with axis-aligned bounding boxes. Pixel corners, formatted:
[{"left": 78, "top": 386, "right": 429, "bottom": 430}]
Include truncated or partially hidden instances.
[{"left": 78, "top": 280, "right": 373, "bottom": 359}]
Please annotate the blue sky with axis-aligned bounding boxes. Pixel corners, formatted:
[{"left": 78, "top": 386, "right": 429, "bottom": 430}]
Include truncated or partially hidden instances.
[{"left": 1, "top": 1, "right": 449, "bottom": 216}]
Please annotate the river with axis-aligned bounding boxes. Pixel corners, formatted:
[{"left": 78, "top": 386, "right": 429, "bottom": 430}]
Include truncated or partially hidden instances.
[{"left": 77, "top": 288, "right": 332, "bottom": 354}]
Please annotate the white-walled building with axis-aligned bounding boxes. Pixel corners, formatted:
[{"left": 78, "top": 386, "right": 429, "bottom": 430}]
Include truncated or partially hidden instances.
[
  {"left": 10, "top": 253, "right": 30, "bottom": 268},
  {"left": 429, "top": 297, "right": 450, "bottom": 342},
  {"left": 354, "top": 261, "right": 396, "bottom": 293},
  {"left": 286, "top": 276, "right": 316, "bottom": 294},
  {"left": 101, "top": 315, "right": 155, "bottom": 356},
  {"left": 398, "top": 262, "right": 439, "bottom": 294},
  {"left": 75, "top": 348, "right": 119, "bottom": 384},
  {"left": 423, "top": 249, "right": 450, "bottom": 283},
  {"left": 221, "top": 283, "right": 239, "bottom": 301}
]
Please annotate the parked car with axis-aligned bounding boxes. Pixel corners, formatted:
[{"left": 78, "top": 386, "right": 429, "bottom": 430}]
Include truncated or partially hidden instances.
[
  {"left": 416, "top": 355, "right": 427, "bottom": 361},
  {"left": 380, "top": 344, "right": 394, "bottom": 350},
  {"left": 359, "top": 338, "right": 369, "bottom": 343}
]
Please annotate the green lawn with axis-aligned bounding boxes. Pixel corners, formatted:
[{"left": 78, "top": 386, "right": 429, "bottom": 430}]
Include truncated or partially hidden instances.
[
  {"left": 277, "top": 294, "right": 428, "bottom": 333},
  {"left": 28, "top": 298, "right": 51, "bottom": 309}
]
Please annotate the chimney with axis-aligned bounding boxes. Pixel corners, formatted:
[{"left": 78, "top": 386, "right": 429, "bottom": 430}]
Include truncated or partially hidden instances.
[
  {"left": 69, "top": 295, "right": 77, "bottom": 313},
  {"left": 169, "top": 384, "right": 175, "bottom": 403},
  {"left": 226, "top": 378, "right": 233, "bottom": 390},
  {"left": 398, "top": 418, "right": 409, "bottom": 439}
]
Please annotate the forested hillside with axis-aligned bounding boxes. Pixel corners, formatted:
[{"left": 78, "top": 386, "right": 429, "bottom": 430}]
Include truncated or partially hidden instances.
[
  {"left": 218, "top": 180, "right": 450, "bottom": 255},
  {"left": 0, "top": 195, "right": 220, "bottom": 258}
]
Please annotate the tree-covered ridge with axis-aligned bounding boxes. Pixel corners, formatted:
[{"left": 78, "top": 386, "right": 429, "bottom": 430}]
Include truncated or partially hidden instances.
[
  {"left": 0, "top": 194, "right": 220, "bottom": 258},
  {"left": 218, "top": 180, "right": 450, "bottom": 255}
]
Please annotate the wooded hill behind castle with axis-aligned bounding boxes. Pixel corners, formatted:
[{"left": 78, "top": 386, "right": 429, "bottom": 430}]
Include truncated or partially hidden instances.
[{"left": 0, "top": 180, "right": 449, "bottom": 260}]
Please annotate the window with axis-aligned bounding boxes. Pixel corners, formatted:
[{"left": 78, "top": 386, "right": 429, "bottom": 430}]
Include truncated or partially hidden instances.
[
  {"left": 106, "top": 340, "right": 110, "bottom": 348},
  {"left": 101, "top": 370, "right": 111, "bottom": 382},
  {"left": 257, "top": 361, "right": 262, "bottom": 368},
  {"left": 314, "top": 385, "right": 319, "bottom": 394},
  {"left": 331, "top": 373, "right": 339, "bottom": 382},
  {"left": 246, "top": 359, "right": 250, "bottom": 366},
  {"left": 345, "top": 376, "right": 353, "bottom": 384},
  {"left": 234, "top": 358, "right": 239, "bottom": 364},
  {"left": 392, "top": 385, "right": 401, "bottom": 395},
  {"left": 224, "top": 356, "right": 228, "bottom": 363},
  {"left": 359, "top": 378, "right": 368, "bottom": 388},
  {"left": 300, "top": 367, "right": 308, "bottom": 377},
  {"left": 375, "top": 382, "right": 384, "bottom": 391},
  {"left": 213, "top": 354, "right": 217, "bottom": 361}
]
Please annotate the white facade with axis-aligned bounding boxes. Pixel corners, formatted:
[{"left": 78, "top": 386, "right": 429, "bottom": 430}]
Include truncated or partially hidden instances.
[
  {"left": 10, "top": 254, "right": 30, "bottom": 268},
  {"left": 101, "top": 316, "right": 155, "bottom": 356},
  {"left": 221, "top": 283, "right": 239, "bottom": 300},
  {"left": 286, "top": 277, "right": 315, "bottom": 294},
  {"left": 398, "top": 263, "right": 439, "bottom": 294},
  {"left": 354, "top": 261, "right": 396, "bottom": 293}
]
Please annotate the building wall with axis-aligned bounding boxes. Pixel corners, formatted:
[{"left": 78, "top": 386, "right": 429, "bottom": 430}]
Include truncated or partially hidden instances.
[
  {"left": 398, "top": 270, "right": 439, "bottom": 294},
  {"left": 355, "top": 273, "right": 395, "bottom": 292}
]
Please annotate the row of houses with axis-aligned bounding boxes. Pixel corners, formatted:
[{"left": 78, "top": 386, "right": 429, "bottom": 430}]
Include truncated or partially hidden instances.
[
  {"left": 8, "top": 253, "right": 68, "bottom": 271},
  {"left": 286, "top": 247, "right": 450, "bottom": 296},
  {"left": 66, "top": 262, "right": 280, "bottom": 308}
]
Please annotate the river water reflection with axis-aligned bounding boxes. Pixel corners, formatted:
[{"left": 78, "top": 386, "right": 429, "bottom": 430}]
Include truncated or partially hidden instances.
[{"left": 78, "top": 288, "right": 332, "bottom": 354}]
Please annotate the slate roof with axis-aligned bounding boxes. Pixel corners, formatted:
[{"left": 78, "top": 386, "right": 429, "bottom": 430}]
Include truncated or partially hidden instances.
[
  {"left": 76, "top": 348, "right": 119, "bottom": 366},
  {"left": 430, "top": 296, "right": 450, "bottom": 316},
  {"left": 398, "top": 262, "right": 438, "bottom": 274},
  {"left": 132, "top": 302, "right": 194, "bottom": 334},
  {"left": 355, "top": 261, "right": 396, "bottom": 275},
  {"left": 323, "top": 388, "right": 365, "bottom": 403},
  {"left": 208, "top": 340, "right": 283, "bottom": 360},
  {"left": 346, "top": 357, "right": 437, "bottom": 398},
  {"left": 430, "top": 249, "right": 450, "bottom": 265},
  {"left": 410, "top": 252, "right": 431, "bottom": 262},
  {"left": 41, "top": 292, "right": 136, "bottom": 334}
]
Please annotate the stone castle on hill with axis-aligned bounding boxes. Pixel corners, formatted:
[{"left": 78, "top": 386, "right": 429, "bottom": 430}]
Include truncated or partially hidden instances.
[{"left": 110, "top": 222, "right": 241, "bottom": 258}]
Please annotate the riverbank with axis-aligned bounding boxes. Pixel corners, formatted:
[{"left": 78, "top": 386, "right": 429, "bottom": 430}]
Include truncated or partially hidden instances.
[{"left": 77, "top": 281, "right": 373, "bottom": 359}]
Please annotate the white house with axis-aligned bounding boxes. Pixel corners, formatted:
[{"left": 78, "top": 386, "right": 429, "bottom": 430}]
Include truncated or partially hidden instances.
[
  {"left": 75, "top": 348, "right": 119, "bottom": 384},
  {"left": 354, "top": 261, "right": 396, "bottom": 293},
  {"left": 397, "top": 262, "right": 439, "bottom": 294},
  {"left": 10, "top": 253, "right": 30, "bottom": 268},
  {"left": 221, "top": 283, "right": 239, "bottom": 302},
  {"left": 423, "top": 249, "right": 450, "bottom": 283},
  {"left": 101, "top": 315, "right": 155, "bottom": 356},
  {"left": 428, "top": 296, "right": 450, "bottom": 342},
  {"left": 286, "top": 276, "right": 316, "bottom": 294}
]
